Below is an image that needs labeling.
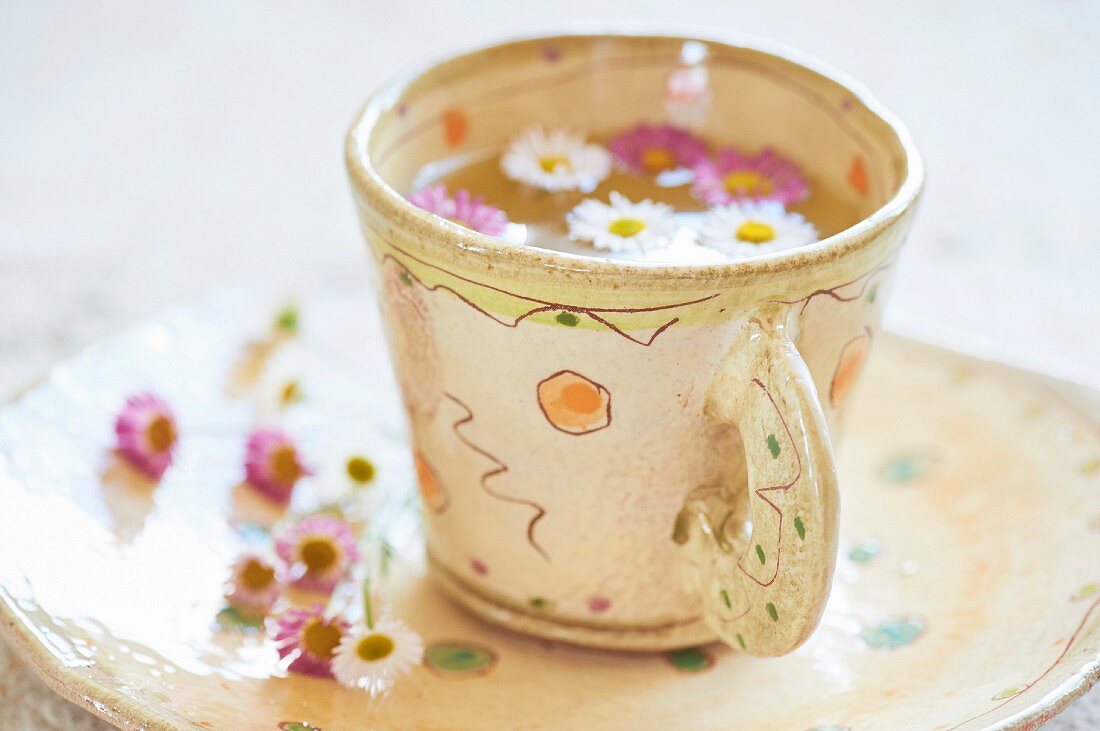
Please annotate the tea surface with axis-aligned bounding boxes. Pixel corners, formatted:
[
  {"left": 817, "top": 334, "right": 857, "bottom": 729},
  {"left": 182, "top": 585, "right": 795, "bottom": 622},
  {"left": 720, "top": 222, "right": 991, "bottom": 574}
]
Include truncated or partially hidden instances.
[{"left": 412, "top": 139, "right": 863, "bottom": 263}]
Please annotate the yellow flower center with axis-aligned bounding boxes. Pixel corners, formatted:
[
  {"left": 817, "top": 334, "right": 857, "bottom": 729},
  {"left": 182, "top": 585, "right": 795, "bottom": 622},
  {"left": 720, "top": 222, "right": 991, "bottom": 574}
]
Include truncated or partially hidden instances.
[
  {"left": 301, "top": 618, "right": 342, "bottom": 659},
  {"left": 239, "top": 558, "right": 276, "bottom": 590},
  {"left": 723, "top": 170, "right": 773, "bottom": 197},
  {"left": 607, "top": 218, "right": 646, "bottom": 237},
  {"left": 355, "top": 633, "right": 395, "bottom": 662},
  {"left": 538, "top": 155, "right": 570, "bottom": 173},
  {"left": 279, "top": 381, "right": 300, "bottom": 405},
  {"left": 345, "top": 456, "right": 376, "bottom": 485},
  {"left": 268, "top": 445, "right": 301, "bottom": 484},
  {"left": 735, "top": 220, "right": 777, "bottom": 244},
  {"left": 299, "top": 537, "right": 339, "bottom": 573},
  {"left": 145, "top": 415, "right": 176, "bottom": 453},
  {"left": 641, "top": 147, "right": 677, "bottom": 173}
]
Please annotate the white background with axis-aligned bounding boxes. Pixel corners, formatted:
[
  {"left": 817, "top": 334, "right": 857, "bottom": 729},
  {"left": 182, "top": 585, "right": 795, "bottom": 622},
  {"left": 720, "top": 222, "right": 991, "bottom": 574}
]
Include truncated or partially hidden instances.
[{"left": 1, "top": 1, "right": 1097, "bottom": 727}]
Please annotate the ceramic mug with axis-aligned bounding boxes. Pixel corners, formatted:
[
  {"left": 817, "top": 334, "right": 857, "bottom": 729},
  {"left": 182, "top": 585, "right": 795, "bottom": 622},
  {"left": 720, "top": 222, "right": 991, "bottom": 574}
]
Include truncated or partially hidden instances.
[{"left": 346, "top": 31, "right": 922, "bottom": 655}]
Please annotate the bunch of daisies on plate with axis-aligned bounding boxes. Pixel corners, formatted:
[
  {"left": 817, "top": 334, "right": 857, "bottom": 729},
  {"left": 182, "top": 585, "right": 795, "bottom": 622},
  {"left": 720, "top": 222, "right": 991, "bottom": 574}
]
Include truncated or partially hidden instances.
[
  {"left": 110, "top": 309, "right": 423, "bottom": 700},
  {"left": 408, "top": 122, "right": 819, "bottom": 260}
]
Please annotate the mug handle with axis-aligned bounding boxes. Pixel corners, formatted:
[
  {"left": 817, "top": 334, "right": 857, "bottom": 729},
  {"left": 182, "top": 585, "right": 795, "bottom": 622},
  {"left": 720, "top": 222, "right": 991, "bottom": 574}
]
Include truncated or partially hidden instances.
[{"left": 673, "top": 309, "right": 839, "bottom": 656}]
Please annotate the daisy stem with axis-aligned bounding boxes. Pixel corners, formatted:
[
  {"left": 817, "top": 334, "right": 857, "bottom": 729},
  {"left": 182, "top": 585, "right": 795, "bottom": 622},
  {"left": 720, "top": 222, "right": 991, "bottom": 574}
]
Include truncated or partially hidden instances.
[{"left": 363, "top": 576, "right": 374, "bottom": 630}]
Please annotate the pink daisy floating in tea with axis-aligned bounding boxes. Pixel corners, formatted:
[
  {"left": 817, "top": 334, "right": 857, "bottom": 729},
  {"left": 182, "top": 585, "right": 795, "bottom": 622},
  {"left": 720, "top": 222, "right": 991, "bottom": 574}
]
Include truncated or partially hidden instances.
[
  {"left": 274, "top": 605, "right": 350, "bottom": 678},
  {"left": 275, "top": 514, "right": 360, "bottom": 594},
  {"left": 608, "top": 123, "right": 708, "bottom": 174},
  {"left": 244, "top": 427, "right": 312, "bottom": 504},
  {"left": 692, "top": 147, "right": 809, "bottom": 206},
  {"left": 114, "top": 392, "right": 178, "bottom": 480},
  {"left": 407, "top": 185, "right": 508, "bottom": 236}
]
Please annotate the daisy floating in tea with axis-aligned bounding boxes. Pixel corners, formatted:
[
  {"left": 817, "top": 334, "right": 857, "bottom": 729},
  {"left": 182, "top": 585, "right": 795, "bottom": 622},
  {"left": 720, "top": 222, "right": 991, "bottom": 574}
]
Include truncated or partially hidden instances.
[{"left": 405, "top": 118, "right": 821, "bottom": 262}]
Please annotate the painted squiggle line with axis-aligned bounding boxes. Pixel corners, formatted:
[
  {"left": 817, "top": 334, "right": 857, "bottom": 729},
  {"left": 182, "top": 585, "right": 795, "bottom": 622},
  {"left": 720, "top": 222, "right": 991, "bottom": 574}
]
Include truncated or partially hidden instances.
[
  {"left": 944, "top": 594, "right": 1100, "bottom": 731},
  {"left": 770, "top": 256, "right": 895, "bottom": 314},
  {"left": 736, "top": 377, "right": 803, "bottom": 588},
  {"left": 372, "top": 238, "right": 720, "bottom": 346},
  {"left": 443, "top": 392, "right": 549, "bottom": 561}
]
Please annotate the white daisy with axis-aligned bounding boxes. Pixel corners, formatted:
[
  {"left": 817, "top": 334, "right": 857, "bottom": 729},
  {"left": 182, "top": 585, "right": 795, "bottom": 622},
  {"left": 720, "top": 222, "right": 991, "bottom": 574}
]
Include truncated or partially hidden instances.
[
  {"left": 500, "top": 126, "right": 611, "bottom": 192},
  {"left": 698, "top": 201, "right": 818, "bottom": 257},
  {"left": 331, "top": 615, "right": 424, "bottom": 697},
  {"left": 252, "top": 344, "right": 310, "bottom": 423},
  {"left": 308, "top": 430, "right": 414, "bottom": 510},
  {"left": 567, "top": 192, "right": 678, "bottom": 253}
]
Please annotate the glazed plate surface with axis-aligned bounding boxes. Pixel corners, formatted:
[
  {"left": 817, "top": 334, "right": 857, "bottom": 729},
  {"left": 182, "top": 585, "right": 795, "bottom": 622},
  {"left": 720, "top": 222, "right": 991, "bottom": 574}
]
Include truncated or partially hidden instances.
[{"left": 0, "top": 285, "right": 1097, "bottom": 731}]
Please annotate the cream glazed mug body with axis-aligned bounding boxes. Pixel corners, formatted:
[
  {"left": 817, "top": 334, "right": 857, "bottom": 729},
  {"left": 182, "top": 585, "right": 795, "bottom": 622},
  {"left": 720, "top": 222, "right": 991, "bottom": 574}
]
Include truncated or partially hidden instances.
[{"left": 345, "top": 31, "right": 922, "bottom": 654}]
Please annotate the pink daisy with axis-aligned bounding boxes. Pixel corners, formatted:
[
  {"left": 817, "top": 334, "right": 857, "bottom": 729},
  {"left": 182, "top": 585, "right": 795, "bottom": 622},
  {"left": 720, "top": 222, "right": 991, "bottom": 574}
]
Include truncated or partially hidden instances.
[
  {"left": 691, "top": 147, "right": 809, "bottom": 205},
  {"left": 275, "top": 515, "right": 359, "bottom": 594},
  {"left": 224, "top": 553, "right": 283, "bottom": 616},
  {"left": 114, "top": 392, "right": 178, "bottom": 480},
  {"left": 273, "top": 605, "right": 350, "bottom": 678},
  {"left": 244, "top": 428, "right": 312, "bottom": 504},
  {"left": 407, "top": 185, "right": 508, "bottom": 236},
  {"left": 608, "top": 123, "right": 708, "bottom": 175}
]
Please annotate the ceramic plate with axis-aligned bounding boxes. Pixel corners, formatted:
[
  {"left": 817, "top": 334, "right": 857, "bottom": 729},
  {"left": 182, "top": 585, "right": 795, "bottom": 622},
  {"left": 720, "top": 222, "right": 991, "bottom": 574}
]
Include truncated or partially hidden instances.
[{"left": 0, "top": 285, "right": 1097, "bottom": 731}]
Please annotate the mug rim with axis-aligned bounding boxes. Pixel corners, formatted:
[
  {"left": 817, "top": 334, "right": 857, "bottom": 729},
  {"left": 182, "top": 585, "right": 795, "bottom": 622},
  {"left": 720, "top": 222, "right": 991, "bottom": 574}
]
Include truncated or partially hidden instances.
[{"left": 345, "top": 26, "right": 924, "bottom": 278}]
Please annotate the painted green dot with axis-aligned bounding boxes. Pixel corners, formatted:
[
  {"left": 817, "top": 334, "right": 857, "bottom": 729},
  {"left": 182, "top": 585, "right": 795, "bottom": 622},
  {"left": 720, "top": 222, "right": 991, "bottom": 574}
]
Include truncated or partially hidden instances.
[
  {"left": 866, "top": 283, "right": 879, "bottom": 304},
  {"left": 848, "top": 539, "right": 884, "bottom": 564},
  {"left": 529, "top": 596, "right": 554, "bottom": 610},
  {"left": 720, "top": 589, "right": 732, "bottom": 609},
  {"left": 215, "top": 606, "right": 263, "bottom": 631},
  {"left": 425, "top": 642, "right": 497, "bottom": 676},
  {"left": 279, "top": 724, "right": 321, "bottom": 731},
  {"left": 880, "top": 454, "right": 935, "bottom": 483},
  {"left": 736, "top": 633, "right": 746, "bottom": 650},
  {"left": 274, "top": 305, "right": 299, "bottom": 334},
  {"left": 767, "top": 434, "right": 781, "bottom": 458},
  {"left": 755, "top": 544, "right": 766, "bottom": 564},
  {"left": 859, "top": 616, "right": 926, "bottom": 649},
  {"left": 794, "top": 516, "right": 806, "bottom": 540},
  {"left": 992, "top": 687, "right": 1021, "bottom": 701},
  {"left": 1071, "top": 583, "right": 1098, "bottom": 602},
  {"left": 234, "top": 521, "right": 270, "bottom": 545},
  {"left": 666, "top": 647, "right": 713, "bottom": 672},
  {"left": 555, "top": 311, "right": 580, "bottom": 327},
  {"left": 399, "top": 269, "right": 413, "bottom": 286},
  {"left": 1081, "top": 458, "right": 1100, "bottom": 476},
  {"left": 766, "top": 603, "right": 779, "bottom": 621}
]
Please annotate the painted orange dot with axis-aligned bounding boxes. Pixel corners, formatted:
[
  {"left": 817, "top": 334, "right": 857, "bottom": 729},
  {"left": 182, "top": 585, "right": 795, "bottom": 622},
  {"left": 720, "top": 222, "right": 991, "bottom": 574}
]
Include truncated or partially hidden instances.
[
  {"left": 561, "top": 382, "right": 602, "bottom": 413},
  {"left": 848, "top": 155, "right": 869, "bottom": 196},
  {"left": 415, "top": 452, "right": 448, "bottom": 512},
  {"left": 830, "top": 333, "right": 871, "bottom": 407},
  {"left": 537, "top": 370, "right": 611, "bottom": 435},
  {"left": 442, "top": 108, "right": 468, "bottom": 147}
]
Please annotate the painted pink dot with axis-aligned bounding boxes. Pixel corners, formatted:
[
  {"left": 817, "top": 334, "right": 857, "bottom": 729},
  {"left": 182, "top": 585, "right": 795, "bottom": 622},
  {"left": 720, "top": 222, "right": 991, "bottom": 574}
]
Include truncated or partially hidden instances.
[
  {"left": 587, "top": 596, "right": 611, "bottom": 613},
  {"left": 471, "top": 559, "right": 488, "bottom": 576},
  {"left": 542, "top": 45, "right": 561, "bottom": 62}
]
